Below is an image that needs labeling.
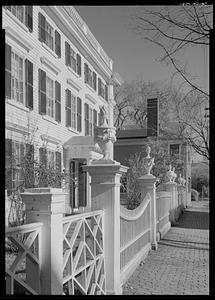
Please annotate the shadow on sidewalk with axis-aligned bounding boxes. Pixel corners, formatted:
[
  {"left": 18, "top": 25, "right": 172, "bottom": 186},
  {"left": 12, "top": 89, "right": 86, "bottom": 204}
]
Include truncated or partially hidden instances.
[{"left": 174, "top": 211, "right": 209, "bottom": 230}]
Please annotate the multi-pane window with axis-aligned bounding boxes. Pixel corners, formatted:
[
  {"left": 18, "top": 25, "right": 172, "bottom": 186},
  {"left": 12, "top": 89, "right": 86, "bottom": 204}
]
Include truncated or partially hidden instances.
[
  {"left": 11, "top": 141, "right": 25, "bottom": 190},
  {"left": 71, "top": 94, "right": 77, "bottom": 130},
  {"left": 170, "top": 144, "right": 180, "bottom": 159},
  {"left": 4, "top": 6, "right": 33, "bottom": 31},
  {"left": 65, "top": 42, "right": 81, "bottom": 76},
  {"left": 89, "top": 107, "right": 93, "bottom": 136},
  {"left": 11, "top": 51, "right": 24, "bottom": 104},
  {"left": 45, "top": 21, "right": 54, "bottom": 50},
  {"left": 47, "top": 150, "right": 55, "bottom": 169},
  {"left": 98, "top": 77, "right": 108, "bottom": 101},
  {"left": 84, "top": 63, "right": 96, "bottom": 91},
  {"left": 46, "top": 76, "right": 54, "bottom": 118},
  {"left": 70, "top": 48, "right": 77, "bottom": 72}
]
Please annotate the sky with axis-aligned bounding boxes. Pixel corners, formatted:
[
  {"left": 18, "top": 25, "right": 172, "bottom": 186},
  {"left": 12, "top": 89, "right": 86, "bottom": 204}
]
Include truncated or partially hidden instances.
[{"left": 75, "top": 5, "right": 209, "bottom": 94}]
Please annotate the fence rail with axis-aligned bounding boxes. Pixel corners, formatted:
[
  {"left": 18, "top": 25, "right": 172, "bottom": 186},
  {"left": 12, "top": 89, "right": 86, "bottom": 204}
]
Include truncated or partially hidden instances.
[
  {"left": 62, "top": 210, "right": 106, "bottom": 295},
  {"left": 5, "top": 222, "right": 43, "bottom": 295}
]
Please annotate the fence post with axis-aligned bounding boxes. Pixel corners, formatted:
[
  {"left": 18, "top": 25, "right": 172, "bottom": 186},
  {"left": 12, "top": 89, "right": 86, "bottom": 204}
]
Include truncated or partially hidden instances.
[
  {"left": 137, "top": 174, "right": 158, "bottom": 250},
  {"left": 21, "top": 188, "right": 67, "bottom": 295},
  {"left": 83, "top": 160, "right": 128, "bottom": 295}
]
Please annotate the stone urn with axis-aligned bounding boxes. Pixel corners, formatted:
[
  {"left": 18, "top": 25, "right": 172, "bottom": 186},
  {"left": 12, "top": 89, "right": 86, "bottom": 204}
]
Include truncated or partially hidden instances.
[
  {"left": 143, "top": 145, "right": 155, "bottom": 175},
  {"left": 178, "top": 173, "right": 183, "bottom": 185},
  {"left": 166, "top": 164, "right": 174, "bottom": 182}
]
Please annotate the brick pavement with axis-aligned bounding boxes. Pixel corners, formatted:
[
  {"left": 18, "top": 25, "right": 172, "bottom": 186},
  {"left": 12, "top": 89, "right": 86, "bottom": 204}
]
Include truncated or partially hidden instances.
[{"left": 122, "top": 201, "right": 209, "bottom": 295}]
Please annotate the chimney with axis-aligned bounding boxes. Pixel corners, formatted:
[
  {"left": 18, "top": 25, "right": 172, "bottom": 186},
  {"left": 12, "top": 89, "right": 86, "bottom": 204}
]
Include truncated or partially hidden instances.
[{"left": 147, "top": 98, "right": 159, "bottom": 136}]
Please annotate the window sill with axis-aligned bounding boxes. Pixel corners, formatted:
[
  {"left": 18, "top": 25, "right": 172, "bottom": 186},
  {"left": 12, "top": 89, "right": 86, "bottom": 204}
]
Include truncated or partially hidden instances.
[
  {"left": 67, "top": 127, "right": 80, "bottom": 135},
  {"left": 6, "top": 98, "right": 30, "bottom": 112},
  {"left": 42, "top": 42, "right": 58, "bottom": 59},
  {"left": 5, "top": 10, "right": 29, "bottom": 33},
  {"left": 86, "top": 83, "right": 96, "bottom": 94},
  {"left": 99, "top": 95, "right": 107, "bottom": 103},
  {"left": 67, "top": 66, "right": 80, "bottom": 79},
  {"left": 42, "top": 115, "right": 58, "bottom": 125}
]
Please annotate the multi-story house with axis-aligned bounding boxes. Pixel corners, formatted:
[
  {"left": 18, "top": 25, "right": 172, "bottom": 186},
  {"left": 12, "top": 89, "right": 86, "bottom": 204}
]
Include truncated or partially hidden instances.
[{"left": 4, "top": 6, "right": 122, "bottom": 214}]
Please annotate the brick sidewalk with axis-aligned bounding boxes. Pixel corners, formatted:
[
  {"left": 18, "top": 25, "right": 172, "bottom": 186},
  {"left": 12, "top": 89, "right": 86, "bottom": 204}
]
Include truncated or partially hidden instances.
[{"left": 122, "top": 201, "right": 209, "bottom": 295}]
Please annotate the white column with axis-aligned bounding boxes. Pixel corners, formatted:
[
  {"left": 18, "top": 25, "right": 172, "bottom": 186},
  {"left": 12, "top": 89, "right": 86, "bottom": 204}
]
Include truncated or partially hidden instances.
[
  {"left": 21, "top": 188, "right": 67, "bottom": 295},
  {"left": 137, "top": 174, "right": 158, "bottom": 250},
  {"left": 83, "top": 160, "right": 128, "bottom": 295}
]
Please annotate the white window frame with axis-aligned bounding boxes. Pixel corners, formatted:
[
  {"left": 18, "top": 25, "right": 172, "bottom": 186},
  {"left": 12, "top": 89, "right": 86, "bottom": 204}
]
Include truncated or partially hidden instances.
[
  {"left": 11, "top": 140, "right": 25, "bottom": 190},
  {"left": 44, "top": 20, "right": 54, "bottom": 51},
  {"left": 46, "top": 75, "right": 55, "bottom": 119},
  {"left": 89, "top": 107, "right": 93, "bottom": 136},
  {"left": 47, "top": 149, "right": 55, "bottom": 169},
  {"left": 6, "top": 6, "right": 26, "bottom": 25},
  {"left": 11, "top": 49, "right": 24, "bottom": 105},
  {"left": 70, "top": 48, "right": 77, "bottom": 73},
  {"left": 71, "top": 93, "right": 77, "bottom": 130}
]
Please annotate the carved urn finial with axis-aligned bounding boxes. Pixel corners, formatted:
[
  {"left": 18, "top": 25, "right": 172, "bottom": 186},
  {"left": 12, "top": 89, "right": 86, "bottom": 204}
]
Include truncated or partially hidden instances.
[{"left": 143, "top": 145, "right": 155, "bottom": 175}]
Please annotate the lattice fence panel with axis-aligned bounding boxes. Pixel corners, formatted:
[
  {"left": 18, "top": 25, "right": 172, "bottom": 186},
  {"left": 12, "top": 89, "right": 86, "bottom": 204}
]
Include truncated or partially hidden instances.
[
  {"left": 62, "top": 211, "right": 106, "bottom": 295},
  {"left": 5, "top": 223, "right": 42, "bottom": 295}
]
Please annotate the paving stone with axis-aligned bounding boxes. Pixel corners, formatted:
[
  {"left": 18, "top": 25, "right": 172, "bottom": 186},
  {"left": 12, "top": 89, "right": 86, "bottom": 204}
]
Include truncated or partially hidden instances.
[{"left": 122, "top": 201, "right": 209, "bottom": 295}]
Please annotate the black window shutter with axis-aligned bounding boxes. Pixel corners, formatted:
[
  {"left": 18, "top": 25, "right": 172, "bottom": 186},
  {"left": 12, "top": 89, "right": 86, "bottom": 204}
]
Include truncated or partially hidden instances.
[
  {"left": 66, "top": 89, "right": 71, "bottom": 127},
  {"left": 98, "top": 78, "right": 102, "bottom": 96},
  {"left": 65, "top": 42, "right": 71, "bottom": 66},
  {"left": 38, "top": 12, "right": 46, "bottom": 42},
  {"left": 25, "top": 144, "right": 34, "bottom": 188},
  {"left": 5, "top": 139, "right": 12, "bottom": 194},
  {"left": 55, "top": 81, "right": 61, "bottom": 122},
  {"left": 25, "top": 59, "right": 33, "bottom": 109},
  {"left": 84, "top": 63, "right": 88, "bottom": 83},
  {"left": 38, "top": 69, "right": 46, "bottom": 115},
  {"left": 76, "top": 53, "right": 82, "bottom": 76},
  {"left": 105, "top": 84, "right": 108, "bottom": 101},
  {"left": 25, "top": 6, "right": 33, "bottom": 32},
  {"left": 39, "top": 147, "right": 47, "bottom": 187},
  {"left": 78, "top": 160, "right": 87, "bottom": 207},
  {"left": 93, "top": 109, "right": 97, "bottom": 127},
  {"left": 77, "top": 97, "right": 82, "bottom": 132},
  {"left": 84, "top": 103, "right": 89, "bottom": 135},
  {"left": 93, "top": 72, "right": 97, "bottom": 91},
  {"left": 55, "top": 30, "right": 61, "bottom": 58},
  {"left": 5, "top": 44, "right": 11, "bottom": 98}
]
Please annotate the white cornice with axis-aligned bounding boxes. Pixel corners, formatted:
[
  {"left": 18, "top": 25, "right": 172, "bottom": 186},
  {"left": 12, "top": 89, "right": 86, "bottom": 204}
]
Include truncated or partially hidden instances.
[
  {"left": 85, "top": 93, "right": 97, "bottom": 105},
  {"left": 67, "top": 79, "right": 82, "bottom": 92},
  {"left": 4, "top": 26, "right": 33, "bottom": 52},
  {"left": 40, "top": 56, "right": 61, "bottom": 75},
  {"left": 40, "top": 134, "right": 61, "bottom": 145},
  {"left": 6, "top": 121, "right": 30, "bottom": 135}
]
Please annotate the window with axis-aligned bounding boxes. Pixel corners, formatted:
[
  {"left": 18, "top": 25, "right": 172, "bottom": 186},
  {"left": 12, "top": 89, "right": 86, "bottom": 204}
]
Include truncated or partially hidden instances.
[
  {"left": 38, "top": 69, "right": 61, "bottom": 121},
  {"left": 4, "top": 6, "right": 33, "bottom": 31},
  {"left": 98, "top": 77, "right": 108, "bottom": 100},
  {"left": 84, "top": 104, "right": 95, "bottom": 136},
  {"left": 38, "top": 13, "right": 61, "bottom": 57},
  {"left": 170, "top": 144, "right": 180, "bottom": 159},
  {"left": 5, "top": 44, "right": 34, "bottom": 109},
  {"left": 11, "top": 141, "right": 25, "bottom": 191},
  {"left": 46, "top": 76, "right": 54, "bottom": 118},
  {"left": 89, "top": 107, "right": 93, "bottom": 136},
  {"left": 47, "top": 150, "right": 55, "bottom": 169},
  {"left": 84, "top": 63, "right": 96, "bottom": 91},
  {"left": 65, "top": 42, "right": 81, "bottom": 76},
  {"left": 11, "top": 50, "right": 24, "bottom": 104},
  {"left": 65, "top": 89, "right": 80, "bottom": 131}
]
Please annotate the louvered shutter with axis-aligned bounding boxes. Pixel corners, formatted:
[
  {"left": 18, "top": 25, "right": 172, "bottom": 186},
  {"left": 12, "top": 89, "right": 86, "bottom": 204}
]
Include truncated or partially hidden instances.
[
  {"left": 55, "top": 151, "right": 61, "bottom": 188},
  {"left": 5, "top": 44, "right": 11, "bottom": 98},
  {"left": 25, "top": 6, "right": 33, "bottom": 32},
  {"left": 55, "top": 81, "right": 61, "bottom": 122},
  {"left": 93, "top": 72, "right": 97, "bottom": 91},
  {"left": 55, "top": 30, "right": 61, "bottom": 57},
  {"left": 78, "top": 160, "right": 87, "bottom": 207},
  {"left": 98, "top": 78, "right": 102, "bottom": 96},
  {"left": 66, "top": 89, "right": 71, "bottom": 127},
  {"left": 105, "top": 84, "right": 108, "bottom": 101},
  {"left": 5, "top": 139, "right": 12, "bottom": 194},
  {"left": 38, "top": 12, "right": 46, "bottom": 42},
  {"left": 39, "top": 147, "right": 47, "bottom": 187},
  {"left": 77, "top": 97, "right": 82, "bottom": 132},
  {"left": 76, "top": 53, "right": 81, "bottom": 76},
  {"left": 84, "top": 63, "right": 88, "bottom": 83},
  {"left": 25, "top": 144, "right": 34, "bottom": 188},
  {"left": 38, "top": 69, "right": 46, "bottom": 114},
  {"left": 84, "top": 103, "right": 89, "bottom": 135},
  {"left": 25, "top": 59, "right": 33, "bottom": 109},
  {"left": 65, "top": 42, "right": 71, "bottom": 66}
]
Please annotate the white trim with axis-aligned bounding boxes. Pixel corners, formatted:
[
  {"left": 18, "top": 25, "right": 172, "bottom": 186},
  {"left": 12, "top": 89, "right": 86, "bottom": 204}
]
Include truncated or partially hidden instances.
[
  {"left": 67, "top": 65, "right": 80, "bottom": 78},
  {"left": 85, "top": 93, "right": 97, "bottom": 105},
  {"left": 120, "top": 228, "right": 150, "bottom": 253},
  {"left": 86, "top": 83, "right": 96, "bottom": 94},
  {"left": 67, "top": 127, "right": 79, "bottom": 135},
  {"left": 40, "top": 134, "right": 61, "bottom": 145},
  {"left": 4, "top": 26, "right": 33, "bottom": 52},
  {"left": 42, "top": 115, "right": 58, "bottom": 125},
  {"left": 120, "top": 243, "right": 151, "bottom": 285},
  {"left": 6, "top": 121, "right": 29, "bottom": 135},
  {"left": 40, "top": 56, "right": 61, "bottom": 75},
  {"left": 42, "top": 42, "right": 58, "bottom": 59},
  {"left": 67, "top": 78, "right": 81, "bottom": 92},
  {"left": 6, "top": 98, "right": 29, "bottom": 113},
  {"left": 4, "top": 9, "right": 29, "bottom": 32}
]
